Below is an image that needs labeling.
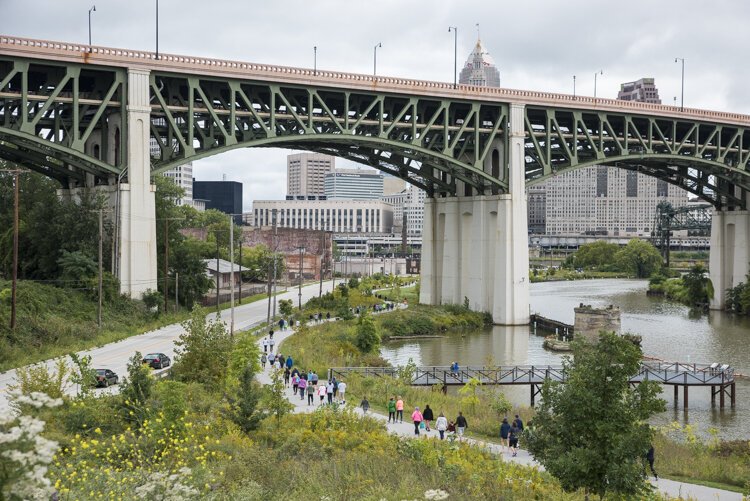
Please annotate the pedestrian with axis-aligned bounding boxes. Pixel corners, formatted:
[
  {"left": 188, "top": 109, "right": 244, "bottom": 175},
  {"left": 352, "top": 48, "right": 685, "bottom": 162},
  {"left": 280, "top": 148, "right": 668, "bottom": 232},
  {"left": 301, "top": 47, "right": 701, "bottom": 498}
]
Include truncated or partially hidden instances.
[
  {"left": 286, "top": 356, "right": 293, "bottom": 370},
  {"left": 331, "top": 377, "right": 338, "bottom": 398},
  {"left": 311, "top": 371, "right": 319, "bottom": 386},
  {"left": 422, "top": 404, "right": 434, "bottom": 432},
  {"left": 326, "top": 312, "right": 331, "bottom": 320},
  {"left": 307, "top": 380, "right": 315, "bottom": 405},
  {"left": 455, "top": 411, "right": 468, "bottom": 441},
  {"left": 279, "top": 354, "right": 286, "bottom": 368},
  {"left": 260, "top": 353, "right": 267, "bottom": 367},
  {"left": 387, "top": 397, "right": 397, "bottom": 423},
  {"left": 262, "top": 337, "right": 268, "bottom": 353},
  {"left": 508, "top": 422, "right": 520, "bottom": 457},
  {"left": 360, "top": 396, "right": 370, "bottom": 414},
  {"left": 298, "top": 377, "right": 307, "bottom": 401},
  {"left": 645, "top": 446, "right": 658, "bottom": 480},
  {"left": 435, "top": 412, "right": 448, "bottom": 440},
  {"left": 283, "top": 367, "right": 290, "bottom": 386},
  {"left": 318, "top": 312, "right": 322, "bottom": 323},
  {"left": 337, "top": 380, "right": 347, "bottom": 404},
  {"left": 326, "top": 381, "right": 334, "bottom": 404},
  {"left": 411, "top": 406, "right": 423, "bottom": 436},
  {"left": 317, "top": 383, "right": 327, "bottom": 404},
  {"left": 292, "top": 373, "right": 300, "bottom": 395},
  {"left": 500, "top": 417, "right": 511, "bottom": 451},
  {"left": 269, "top": 329, "right": 274, "bottom": 341},
  {"left": 513, "top": 414, "right": 524, "bottom": 432},
  {"left": 278, "top": 318, "right": 284, "bottom": 331},
  {"left": 291, "top": 367, "right": 299, "bottom": 377},
  {"left": 396, "top": 396, "right": 404, "bottom": 423}
]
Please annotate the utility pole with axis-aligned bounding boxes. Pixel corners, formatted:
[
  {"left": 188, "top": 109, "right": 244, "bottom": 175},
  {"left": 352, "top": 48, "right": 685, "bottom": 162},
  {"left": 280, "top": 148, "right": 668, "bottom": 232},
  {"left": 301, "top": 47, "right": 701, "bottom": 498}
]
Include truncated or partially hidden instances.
[
  {"left": 2, "top": 167, "right": 27, "bottom": 331},
  {"left": 238, "top": 243, "right": 242, "bottom": 305},
  {"left": 174, "top": 272, "right": 178, "bottom": 313},
  {"left": 319, "top": 232, "right": 324, "bottom": 297},
  {"left": 97, "top": 209, "right": 103, "bottom": 329},
  {"left": 229, "top": 215, "right": 235, "bottom": 338},
  {"left": 297, "top": 246, "right": 305, "bottom": 309},
  {"left": 271, "top": 209, "right": 278, "bottom": 321},
  {"left": 215, "top": 235, "right": 220, "bottom": 313},
  {"left": 164, "top": 218, "right": 169, "bottom": 313}
]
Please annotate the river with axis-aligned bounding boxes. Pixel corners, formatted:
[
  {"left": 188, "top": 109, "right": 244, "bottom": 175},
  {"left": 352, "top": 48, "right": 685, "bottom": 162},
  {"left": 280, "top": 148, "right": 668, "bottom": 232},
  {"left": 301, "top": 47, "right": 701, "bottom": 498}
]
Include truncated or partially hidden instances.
[{"left": 380, "top": 279, "right": 750, "bottom": 440}]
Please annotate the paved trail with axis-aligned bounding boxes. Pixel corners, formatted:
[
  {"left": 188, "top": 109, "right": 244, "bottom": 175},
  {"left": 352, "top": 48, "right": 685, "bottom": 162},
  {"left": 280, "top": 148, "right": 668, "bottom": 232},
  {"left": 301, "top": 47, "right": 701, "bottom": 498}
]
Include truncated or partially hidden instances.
[{"left": 260, "top": 322, "right": 745, "bottom": 501}]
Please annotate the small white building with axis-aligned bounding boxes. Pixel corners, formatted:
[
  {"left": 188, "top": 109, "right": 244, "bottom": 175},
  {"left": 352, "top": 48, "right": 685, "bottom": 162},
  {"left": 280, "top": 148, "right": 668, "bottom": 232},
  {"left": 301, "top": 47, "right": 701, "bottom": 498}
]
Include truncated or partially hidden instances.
[{"left": 203, "top": 259, "right": 249, "bottom": 290}]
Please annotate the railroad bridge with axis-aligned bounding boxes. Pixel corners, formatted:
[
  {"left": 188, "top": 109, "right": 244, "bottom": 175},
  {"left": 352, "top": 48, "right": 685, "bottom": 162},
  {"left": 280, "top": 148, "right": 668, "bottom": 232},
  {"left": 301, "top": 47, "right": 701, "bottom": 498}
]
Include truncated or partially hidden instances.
[
  {"left": 329, "top": 362, "right": 737, "bottom": 409},
  {"left": 2, "top": 36, "right": 749, "bottom": 324}
]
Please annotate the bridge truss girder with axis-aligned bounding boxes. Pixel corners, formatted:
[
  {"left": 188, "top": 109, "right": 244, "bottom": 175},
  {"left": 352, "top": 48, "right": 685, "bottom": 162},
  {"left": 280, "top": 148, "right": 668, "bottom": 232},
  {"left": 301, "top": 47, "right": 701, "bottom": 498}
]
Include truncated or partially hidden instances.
[
  {"left": 148, "top": 73, "right": 508, "bottom": 196},
  {"left": 524, "top": 107, "right": 750, "bottom": 209},
  {"left": 0, "top": 57, "right": 126, "bottom": 185}
]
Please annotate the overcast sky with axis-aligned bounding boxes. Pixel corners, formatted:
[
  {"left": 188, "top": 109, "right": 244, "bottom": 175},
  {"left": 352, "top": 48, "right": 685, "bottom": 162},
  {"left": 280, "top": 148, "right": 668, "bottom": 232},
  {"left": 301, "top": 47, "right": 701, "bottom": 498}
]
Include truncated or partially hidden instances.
[{"left": 3, "top": 0, "right": 749, "bottom": 210}]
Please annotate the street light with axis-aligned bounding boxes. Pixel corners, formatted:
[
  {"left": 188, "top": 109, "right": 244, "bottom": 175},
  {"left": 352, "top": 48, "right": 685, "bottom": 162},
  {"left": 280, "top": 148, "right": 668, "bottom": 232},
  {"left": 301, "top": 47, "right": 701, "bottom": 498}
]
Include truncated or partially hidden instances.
[
  {"left": 297, "top": 246, "right": 305, "bottom": 309},
  {"left": 573, "top": 75, "right": 576, "bottom": 99},
  {"left": 373, "top": 42, "right": 382, "bottom": 76},
  {"left": 313, "top": 46, "right": 317, "bottom": 76},
  {"left": 88, "top": 5, "right": 96, "bottom": 50},
  {"left": 155, "top": 0, "right": 160, "bottom": 60},
  {"left": 593, "top": 69, "right": 603, "bottom": 98},
  {"left": 674, "top": 57, "right": 685, "bottom": 111},
  {"left": 448, "top": 26, "right": 458, "bottom": 88}
]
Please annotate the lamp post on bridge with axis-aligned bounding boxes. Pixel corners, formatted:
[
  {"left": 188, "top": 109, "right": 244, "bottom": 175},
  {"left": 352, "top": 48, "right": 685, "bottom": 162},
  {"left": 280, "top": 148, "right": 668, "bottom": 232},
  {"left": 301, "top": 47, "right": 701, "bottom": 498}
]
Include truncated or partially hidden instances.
[
  {"left": 573, "top": 75, "right": 576, "bottom": 99},
  {"left": 155, "top": 0, "right": 160, "bottom": 60},
  {"left": 373, "top": 42, "right": 382, "bottom": 77},
  {"left": 593, "top": 69, "right": 603, "bottom": 98},
  {"left": 448, "top": 26, "right": 457, "bottom": 89},
  {"left": 674, "top": 57, "right": 685, "bottom": 111},
  {"left": 88, "top": 5, "right": 96, "bottom": 51},
  {"left": 313, "top": 46, "right": 317, "bottom": 76}
]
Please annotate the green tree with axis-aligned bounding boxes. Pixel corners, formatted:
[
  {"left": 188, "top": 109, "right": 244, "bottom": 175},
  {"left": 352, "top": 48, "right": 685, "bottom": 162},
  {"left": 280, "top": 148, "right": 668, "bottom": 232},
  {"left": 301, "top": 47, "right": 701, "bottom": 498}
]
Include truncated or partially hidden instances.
[
  {"left": 172, "top": 307, "right": 232, "bottom": 388},
  {"left": 142, "top": 288, "right": 163, "bottom": 314},
  {"left": 278, "top": 299, "right": 294, "bottom": 318},
  {"left": 567, "top": 241, "right": 620, "bottom": 270},
  {"left": 355, "top": 311, "right": 380, "bottom": 353},
  {"left": 262, "top": 368, "right": 294, "bottom": 427},
  {"left": 119, "top": 351, "right": 154, "bottom": 427},
  {"left": 614, "top": 239, "right": 663, "bottom": 278},
  {"left": 69, "top": 353, "right": 97, "bottom": 398},
  {"left": 171, "top": 238, "right": 213, "bottom": 308},
  {"left": 525, "top": 331, "right": 665, "bottom": 498},
  {"left": 681, "top": 263, "right": 713, "bottom": 307},
  {"left": 225, "top": 364, "right": 265, "bottom": 433}
]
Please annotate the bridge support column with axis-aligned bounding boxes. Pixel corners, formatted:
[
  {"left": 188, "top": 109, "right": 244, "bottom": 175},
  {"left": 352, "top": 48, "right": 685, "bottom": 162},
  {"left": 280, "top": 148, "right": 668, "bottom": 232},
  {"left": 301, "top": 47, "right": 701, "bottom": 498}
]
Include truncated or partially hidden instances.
[
  {"left": 118, "top": 69, "right": 157, "bottom": 298},
  {"left": 419, "top": 105, "right": 529, "bottom": 325},
  {"left": 709, "top": 210, "right": 750, "bottom": 310}
]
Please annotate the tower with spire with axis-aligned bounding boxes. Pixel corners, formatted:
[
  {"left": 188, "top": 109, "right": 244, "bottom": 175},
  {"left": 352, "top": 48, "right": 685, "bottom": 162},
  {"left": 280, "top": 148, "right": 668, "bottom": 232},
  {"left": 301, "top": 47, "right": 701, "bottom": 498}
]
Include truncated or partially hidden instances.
[{"left": 458, "top": 36, "right": 501, "bottom": 88}]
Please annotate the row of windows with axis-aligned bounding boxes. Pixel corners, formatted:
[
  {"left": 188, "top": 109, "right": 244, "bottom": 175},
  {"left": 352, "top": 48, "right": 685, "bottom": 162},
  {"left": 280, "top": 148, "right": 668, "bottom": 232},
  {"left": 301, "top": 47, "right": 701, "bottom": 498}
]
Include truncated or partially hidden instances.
[{"left": 254, "top": 207, "right": 383, "bottom": 232}]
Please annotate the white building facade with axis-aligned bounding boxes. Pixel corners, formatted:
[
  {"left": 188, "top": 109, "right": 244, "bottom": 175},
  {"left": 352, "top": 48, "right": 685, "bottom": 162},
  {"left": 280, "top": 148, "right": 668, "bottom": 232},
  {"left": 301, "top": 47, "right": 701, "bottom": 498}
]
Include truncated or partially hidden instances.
[
  {"left": 252, "top": 199, "right": 393, "bottom": 233},
  {"left": 324, "top": 169, "right": 384, "bottom": 199}
]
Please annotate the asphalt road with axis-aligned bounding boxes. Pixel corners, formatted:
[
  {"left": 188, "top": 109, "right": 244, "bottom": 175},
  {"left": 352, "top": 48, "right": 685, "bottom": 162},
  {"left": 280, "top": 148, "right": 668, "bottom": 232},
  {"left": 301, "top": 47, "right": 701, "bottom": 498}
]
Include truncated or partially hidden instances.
[{"left": 0, "top": 280, "right": 336, "bottom": 413}]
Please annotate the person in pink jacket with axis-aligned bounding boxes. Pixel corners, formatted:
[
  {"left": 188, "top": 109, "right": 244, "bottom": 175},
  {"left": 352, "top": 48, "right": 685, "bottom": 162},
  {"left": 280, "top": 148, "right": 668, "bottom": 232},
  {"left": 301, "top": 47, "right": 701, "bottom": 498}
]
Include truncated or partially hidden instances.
[
  {"left": 396, "top": 396, "right": 404, "bottom": 423},
  {"left": 411, "top": 406, "right": 423, "bottom": 436}
]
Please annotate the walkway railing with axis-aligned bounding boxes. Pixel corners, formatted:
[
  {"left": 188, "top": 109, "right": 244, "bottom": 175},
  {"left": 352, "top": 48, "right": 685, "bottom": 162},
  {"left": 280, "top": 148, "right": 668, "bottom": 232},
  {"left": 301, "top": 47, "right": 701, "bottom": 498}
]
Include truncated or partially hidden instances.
[{"left": 329, "top": 362, "right": 737, "bottom": 409}]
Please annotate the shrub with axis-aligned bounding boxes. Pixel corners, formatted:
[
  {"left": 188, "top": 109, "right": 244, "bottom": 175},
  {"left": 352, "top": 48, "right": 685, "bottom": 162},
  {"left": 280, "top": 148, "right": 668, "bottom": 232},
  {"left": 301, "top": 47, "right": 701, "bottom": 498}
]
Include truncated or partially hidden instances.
[
  {"left": 355, "top": 311, "right": 380, "bottom": 353},
  {"left": 173, "top": 307, "right": 232, "bottom": 388}
]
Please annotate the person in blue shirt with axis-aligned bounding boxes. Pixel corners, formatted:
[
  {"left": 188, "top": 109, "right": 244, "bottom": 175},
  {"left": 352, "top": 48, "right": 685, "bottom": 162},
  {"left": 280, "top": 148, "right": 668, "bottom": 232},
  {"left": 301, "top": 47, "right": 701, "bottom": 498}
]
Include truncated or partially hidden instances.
[
  {"left": 286, "top": 356, "right": 293, "bottom": 369},
  {"left": 500, "top": 417, "right": 511, "bottom": 453}
]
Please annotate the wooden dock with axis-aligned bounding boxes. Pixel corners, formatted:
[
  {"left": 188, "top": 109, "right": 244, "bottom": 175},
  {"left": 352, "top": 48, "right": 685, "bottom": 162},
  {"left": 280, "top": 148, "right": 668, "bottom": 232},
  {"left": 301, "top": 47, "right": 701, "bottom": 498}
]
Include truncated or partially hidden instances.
[{"left": 329, "top": 361, "right": 737, "bottom": 409}]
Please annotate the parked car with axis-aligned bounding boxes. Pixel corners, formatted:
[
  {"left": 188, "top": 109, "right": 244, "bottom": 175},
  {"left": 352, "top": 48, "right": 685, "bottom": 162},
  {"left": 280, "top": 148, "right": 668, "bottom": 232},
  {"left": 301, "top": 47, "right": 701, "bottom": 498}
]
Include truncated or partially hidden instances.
[
  {"left": 142, "top": 353, "right": 171, "bottom": 370},
  {"left": 95, "top": 369, "right": 118, "bottom": 387}
]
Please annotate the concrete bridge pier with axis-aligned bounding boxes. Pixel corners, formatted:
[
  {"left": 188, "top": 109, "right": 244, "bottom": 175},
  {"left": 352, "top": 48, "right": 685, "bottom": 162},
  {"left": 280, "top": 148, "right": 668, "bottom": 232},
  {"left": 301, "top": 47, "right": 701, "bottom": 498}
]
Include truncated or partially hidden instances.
[
  {"left": 709, "top": 210, "right": 750, "bottom": 310},
  {"left": 420, "top": 104, "right": 529, "bottom": 325}
]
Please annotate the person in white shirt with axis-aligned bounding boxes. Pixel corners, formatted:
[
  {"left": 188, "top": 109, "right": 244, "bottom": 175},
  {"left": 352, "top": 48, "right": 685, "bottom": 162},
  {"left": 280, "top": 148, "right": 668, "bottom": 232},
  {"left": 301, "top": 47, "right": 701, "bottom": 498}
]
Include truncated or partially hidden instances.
[
  {"left": 435, "top": 412, "right": 448, "bottom": 441},
  {"left": 317, "top": 384, "right": 327, "bottom": 404},
  {"left": 262, "top": 337, "right": 268, "bottom": 353},
  {"left": 337, "top": 381, "right": 347, "bottom": 404}
]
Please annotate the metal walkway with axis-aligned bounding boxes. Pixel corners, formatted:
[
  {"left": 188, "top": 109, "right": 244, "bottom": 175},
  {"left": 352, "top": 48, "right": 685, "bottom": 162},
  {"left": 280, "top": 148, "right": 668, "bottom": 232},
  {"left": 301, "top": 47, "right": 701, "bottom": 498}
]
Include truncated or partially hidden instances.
[{"left": 328, "top": 361, "right": 736, "bottom": 409}]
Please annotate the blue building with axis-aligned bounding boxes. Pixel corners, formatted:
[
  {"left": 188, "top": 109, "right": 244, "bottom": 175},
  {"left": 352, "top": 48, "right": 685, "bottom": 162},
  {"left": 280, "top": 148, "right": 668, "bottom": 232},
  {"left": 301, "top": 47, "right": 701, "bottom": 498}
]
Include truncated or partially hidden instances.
[{"left": 193, "top": 180, "right": 243, "bottom": 224}]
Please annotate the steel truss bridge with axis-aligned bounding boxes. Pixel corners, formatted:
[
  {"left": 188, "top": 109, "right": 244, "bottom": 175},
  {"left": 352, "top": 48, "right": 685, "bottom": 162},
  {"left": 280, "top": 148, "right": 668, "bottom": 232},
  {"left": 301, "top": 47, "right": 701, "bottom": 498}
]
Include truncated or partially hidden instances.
[
  {"left": 652, "top": 201, "right": 713, "bottom": 264},
  {"left": 329, "top": 362, "right": 737, "bottom": 409},
  {"left": 1, "top": 35, "right": 749, "bottom": 207}
]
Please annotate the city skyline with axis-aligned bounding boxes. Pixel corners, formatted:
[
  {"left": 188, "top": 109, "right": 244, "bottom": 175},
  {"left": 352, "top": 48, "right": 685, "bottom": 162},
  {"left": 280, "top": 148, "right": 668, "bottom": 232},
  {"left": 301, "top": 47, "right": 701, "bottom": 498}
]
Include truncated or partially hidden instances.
[{"left": 4, "top": 0, "right": 748, "bottom": 209}]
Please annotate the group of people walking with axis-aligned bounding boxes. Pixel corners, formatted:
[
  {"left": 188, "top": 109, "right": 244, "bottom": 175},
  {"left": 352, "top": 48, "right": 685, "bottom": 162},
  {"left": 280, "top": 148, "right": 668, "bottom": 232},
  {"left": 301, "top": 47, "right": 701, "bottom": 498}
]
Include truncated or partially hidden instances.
[
  {"left": 499, "top": 414, "right": 524, "bottom": 456},
  {"left": 286, "top": 368, "right": 348, "bottom": 406},
  {"left": 384, "top": 396, "right": 468, "bottom": 440}
]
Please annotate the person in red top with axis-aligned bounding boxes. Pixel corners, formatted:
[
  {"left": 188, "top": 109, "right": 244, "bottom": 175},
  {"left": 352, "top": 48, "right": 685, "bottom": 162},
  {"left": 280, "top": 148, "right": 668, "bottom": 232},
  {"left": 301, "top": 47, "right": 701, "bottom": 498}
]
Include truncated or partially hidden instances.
[
  {"left": 396, "top": 396, "right": 404, "bottom": 423},
  {"left": 411, "top": 407, "right": 423, "bottom": 436}
]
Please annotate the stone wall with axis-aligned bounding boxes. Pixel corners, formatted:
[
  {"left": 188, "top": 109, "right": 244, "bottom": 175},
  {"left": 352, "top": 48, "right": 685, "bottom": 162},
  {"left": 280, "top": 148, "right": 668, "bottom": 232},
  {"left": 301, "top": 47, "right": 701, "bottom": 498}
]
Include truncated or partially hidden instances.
[{"left": 573, "top": 304, "right": 621, "bottom": 342}]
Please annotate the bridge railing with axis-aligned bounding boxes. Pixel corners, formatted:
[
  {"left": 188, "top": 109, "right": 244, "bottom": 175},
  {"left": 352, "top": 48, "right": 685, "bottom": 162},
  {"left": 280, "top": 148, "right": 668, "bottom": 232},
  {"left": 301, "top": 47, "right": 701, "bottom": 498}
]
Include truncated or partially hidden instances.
[
  {"left": 329, "top": 362, "right": 735, "bottom": 386},
  {"left": 3, "top": 35, "right": 750, "bottom": 127}
]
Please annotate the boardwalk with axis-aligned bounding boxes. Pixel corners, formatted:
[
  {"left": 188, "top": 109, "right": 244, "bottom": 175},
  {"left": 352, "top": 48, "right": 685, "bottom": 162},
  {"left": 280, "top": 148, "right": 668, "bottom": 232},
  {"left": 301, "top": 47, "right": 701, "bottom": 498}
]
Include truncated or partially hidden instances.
[{"left": 329, "top": 361, "right": 737, "bottom": 408}]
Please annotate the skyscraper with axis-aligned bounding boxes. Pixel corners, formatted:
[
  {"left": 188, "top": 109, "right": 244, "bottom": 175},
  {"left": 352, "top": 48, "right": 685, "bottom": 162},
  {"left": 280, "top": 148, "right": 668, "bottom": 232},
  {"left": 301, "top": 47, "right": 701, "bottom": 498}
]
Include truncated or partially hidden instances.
[
  {"left": 458, "top": 39, "right": 501, "bottom": 88},
  {"left": 324, "top": 169, "right": 384, "bottom": 200},
  {"left": 286, "top": 153, "right": 335, "bottom": 197},
  {"left": 617, "top": 78, "right": 661, "bottom": 104}
]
